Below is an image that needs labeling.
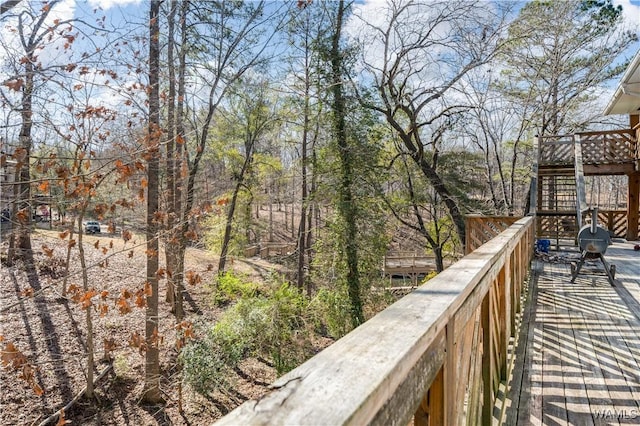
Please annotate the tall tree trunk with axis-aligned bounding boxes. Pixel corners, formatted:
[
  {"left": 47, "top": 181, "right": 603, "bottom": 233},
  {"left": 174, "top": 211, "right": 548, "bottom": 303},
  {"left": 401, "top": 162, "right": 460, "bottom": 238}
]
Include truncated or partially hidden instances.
[
  {"left": 165, "top": 0, "right": 178, "bottom": 311},
  {"left": 8, "top": 60, "right": 34, "bottom": 265},
  {"left": 331, "top": 0, "right": 363, "bottom": 328},
  {"left": 143, "top": 0, "right": 163, "bottom": 404},
  {"left": 218, "top": 152, "right": 253, "bottom": 274},
  {"left": 76, "top": 212, "right": 94, "bottom": 398},
  {"left": 171, "top": 0, "right": 188, "bottom": 322}
]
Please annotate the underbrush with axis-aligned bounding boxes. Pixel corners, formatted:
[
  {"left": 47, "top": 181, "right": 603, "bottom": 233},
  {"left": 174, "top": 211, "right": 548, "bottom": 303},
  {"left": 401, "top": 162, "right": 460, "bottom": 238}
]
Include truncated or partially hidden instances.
[{"left": 181, "top": 272, "right": 393, "bottom": 397}]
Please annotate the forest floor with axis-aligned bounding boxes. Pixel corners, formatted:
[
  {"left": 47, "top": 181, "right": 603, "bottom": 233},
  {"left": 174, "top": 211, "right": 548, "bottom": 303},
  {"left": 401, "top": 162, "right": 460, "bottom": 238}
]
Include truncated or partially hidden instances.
[{"left": 0, "top": 226, "right": 316, "bottom": 425}]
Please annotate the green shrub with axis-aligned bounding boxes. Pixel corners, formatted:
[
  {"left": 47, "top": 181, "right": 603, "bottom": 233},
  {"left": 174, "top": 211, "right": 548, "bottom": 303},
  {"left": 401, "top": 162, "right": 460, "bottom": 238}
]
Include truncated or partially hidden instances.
[
  {"left": 311, "top": 288, "right": 353, "bottom": 339},
  {"left": 214, "top": 272, "right": 260, "bottom": 305},
  {"left": 182, "top": 279, "right": 317, "bottom": 396},
  {"left": 181, "top": 337, "right": 232, "bottom": 395}
]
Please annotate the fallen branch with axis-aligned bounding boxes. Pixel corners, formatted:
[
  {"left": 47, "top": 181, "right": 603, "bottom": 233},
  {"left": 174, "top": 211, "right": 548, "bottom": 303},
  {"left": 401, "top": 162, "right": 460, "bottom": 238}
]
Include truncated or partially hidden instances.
[{"left": 38, "top": 363, "right": 113, "bottom": 426}]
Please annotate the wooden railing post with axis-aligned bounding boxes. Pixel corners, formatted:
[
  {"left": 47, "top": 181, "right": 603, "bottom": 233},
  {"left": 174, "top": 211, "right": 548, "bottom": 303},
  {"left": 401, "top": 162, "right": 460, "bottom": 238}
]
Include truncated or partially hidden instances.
[
  {"left": 628, "top": 173, "right": 640, "bottom": 240},
  {"left": 509, "top": 251, "right": 522, "bottom": 330},
  {"left": 481, "top": 291, "right": 492, "bottom": 425},
  {"left": 415, "top": 367, "right": 444, "bottom": 426},
  {"left": 499, "top": 258, "right": 510, "bottom": 379},
  {"left": 444, "top": 320, "right": 457, "bottom": 425}
]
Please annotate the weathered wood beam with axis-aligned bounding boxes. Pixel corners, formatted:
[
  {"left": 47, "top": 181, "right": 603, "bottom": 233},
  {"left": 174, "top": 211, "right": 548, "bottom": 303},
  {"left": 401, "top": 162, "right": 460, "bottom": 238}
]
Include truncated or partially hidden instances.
[
  {"left": 627, "top": 172, "right": 639, "bottom": 240},
  {"left": 583, "top": 163, "right": 635, "bottom": 176}
]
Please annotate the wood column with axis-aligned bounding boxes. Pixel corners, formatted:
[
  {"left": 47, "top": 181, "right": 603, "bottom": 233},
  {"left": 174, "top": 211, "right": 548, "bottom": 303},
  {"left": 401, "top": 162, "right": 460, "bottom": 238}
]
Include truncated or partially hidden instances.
[{"left": 627, "top": 172, "right": 639, "bottom": 241}]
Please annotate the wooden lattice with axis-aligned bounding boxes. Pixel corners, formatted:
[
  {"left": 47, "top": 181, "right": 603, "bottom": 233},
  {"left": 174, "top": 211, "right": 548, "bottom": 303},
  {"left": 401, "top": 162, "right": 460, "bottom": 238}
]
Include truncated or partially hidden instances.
[
  {"left": 465, "top": 216, "right": 521, "bottom": 254},
  {"left": 536, "top": 215, "right": 577, "bottom": 240},
  {"left": 578, "top": 130, "right": 636, "bottom": 164},
  {"left": 538, "top": 130, "right": 637, "bottom": 168},
  {"left": 539, "top": 135, "right": 574, "bottom": 166},
  {"left": 596, "top": 209, "right": 640, "bottom": 238}
]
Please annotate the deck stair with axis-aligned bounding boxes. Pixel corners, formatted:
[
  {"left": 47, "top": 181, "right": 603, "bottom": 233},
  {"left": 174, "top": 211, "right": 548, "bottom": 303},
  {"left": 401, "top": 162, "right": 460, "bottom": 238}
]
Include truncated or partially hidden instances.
[{"left": 535, "top": 134, "right": 588, "bottom": 247}]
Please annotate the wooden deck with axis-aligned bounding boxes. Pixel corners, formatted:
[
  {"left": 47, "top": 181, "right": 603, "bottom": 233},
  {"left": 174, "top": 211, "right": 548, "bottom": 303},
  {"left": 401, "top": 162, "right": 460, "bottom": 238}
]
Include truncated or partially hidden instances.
[{"left": 505, "top": 240, "right": 640, "bottom": 425}]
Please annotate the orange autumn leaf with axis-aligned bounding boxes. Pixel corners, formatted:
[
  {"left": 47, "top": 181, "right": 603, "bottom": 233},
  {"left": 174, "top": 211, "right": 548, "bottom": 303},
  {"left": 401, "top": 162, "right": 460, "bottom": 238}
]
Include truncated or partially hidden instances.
[
  {"left": 116, "top": 297, "right": 131, "bottom": 314},
  {"left": 94, "top": 240, "right": 100, "bottom": 249},
  {"left": 102, "top": 247, "right": 108, "bottom": 255},
  {"left": 56, "top": 409, "right": 69, "bottom": 425},
  {"left": 71, "top": 291, "right": 82, "bottom": 303},
  {"left": 80, "top": 290, "right": 98, "bottom": 309},
  {"left": 31, "top": 381, "right": 45, "bottom": 397},
  {"left": 122, "top": 230, "right": 132, "bottom": 242},
  {"left": 59, "top": 230, "right": 70, "bottom": 240},
  {"left": 150, "top": 328, "right": 163, "bottom": 347},
  {"left": 186, "top": 270, "right": 202, "bottom": 286},
  {"left": 20, "top": 364, "right": 44, "bottom": 396},
  {"left": 68, "top": 239, "right": 76, "bottom": 249},
  {"left": 15, "top": 209, "right": 28, "bottom": 224},
  {"left": 38, "top": 180, "right": 49, "bottom": 192},
  {"left": 1, "top": 342, "right": 26, "bottom": 369},
  {"left": 128, "top": 332, "right": 146, "bottom": 354},
  {"left": 20, "top": 288, "right": 34, "bottom": 298},
  {"left": 3, "top": 78, "right": 23, "bottom": 92},
  {"left": 134, "top": 292, "right": 146, "bottom": 308},
  {"left": 98, "top": 303, "right": 109, "bottom": 317},
  {"left": 42, "top": 245, "right": 54, "bottom": 257}
]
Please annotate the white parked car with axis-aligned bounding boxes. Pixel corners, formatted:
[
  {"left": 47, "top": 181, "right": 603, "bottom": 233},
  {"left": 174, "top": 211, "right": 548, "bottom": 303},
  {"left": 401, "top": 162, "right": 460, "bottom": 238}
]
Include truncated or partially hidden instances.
[{"left": 85, "top": 221, "right": 101, "bottom": 234}]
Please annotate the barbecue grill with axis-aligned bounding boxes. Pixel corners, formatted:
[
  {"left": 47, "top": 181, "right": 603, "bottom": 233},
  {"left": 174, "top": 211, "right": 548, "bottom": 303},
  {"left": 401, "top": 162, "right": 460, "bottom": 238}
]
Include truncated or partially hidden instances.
[{"left": 570, "top": 208, "right": 616, "bottom": 285}]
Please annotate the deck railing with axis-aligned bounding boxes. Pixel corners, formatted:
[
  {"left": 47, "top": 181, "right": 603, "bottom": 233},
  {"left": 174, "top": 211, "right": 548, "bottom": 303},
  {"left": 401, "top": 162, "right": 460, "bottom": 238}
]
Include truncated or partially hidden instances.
[
  {"left": 244, "top": 243, "right": 296, "bottom": 258},
  {"left": 577, "top": 129, "right": 636, "bottom": 164},
  {"left": 216, "top": 217, "right": 535, "bottom": 426},
  {"left": 538, "top": 130, "right": 637, "bottom": 169}
]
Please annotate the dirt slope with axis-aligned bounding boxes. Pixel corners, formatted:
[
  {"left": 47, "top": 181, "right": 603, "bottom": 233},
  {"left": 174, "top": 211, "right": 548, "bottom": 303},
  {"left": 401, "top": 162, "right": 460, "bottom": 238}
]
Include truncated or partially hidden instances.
[{"left": 0, "top": 228, "right": 284, "bottom": 425}]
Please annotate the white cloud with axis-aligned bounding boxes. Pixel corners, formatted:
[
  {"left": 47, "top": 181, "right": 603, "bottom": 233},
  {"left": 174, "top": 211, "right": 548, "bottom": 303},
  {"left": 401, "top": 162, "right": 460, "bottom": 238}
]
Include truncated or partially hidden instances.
[
  {"left": 48, "top": 0, "right": 76, "bottom": 24},
  {"left": 87, "top": 0, "right": 143, "bottom": 11},
  {"left": 612, "top": 0, "right": 640, "bottom": 27}
]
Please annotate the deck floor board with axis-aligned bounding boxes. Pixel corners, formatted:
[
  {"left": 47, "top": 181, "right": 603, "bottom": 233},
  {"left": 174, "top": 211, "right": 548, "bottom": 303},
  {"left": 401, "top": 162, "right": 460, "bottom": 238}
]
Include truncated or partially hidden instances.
[{"left": 505, "top": 241, "right": 640, "bottom": 425}]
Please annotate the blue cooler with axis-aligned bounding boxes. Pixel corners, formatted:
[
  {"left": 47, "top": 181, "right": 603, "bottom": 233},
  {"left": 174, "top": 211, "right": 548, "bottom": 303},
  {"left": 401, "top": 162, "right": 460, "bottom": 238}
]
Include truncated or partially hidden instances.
[{"left": 536, "top": 239, "right": 550, "bottom": 253}]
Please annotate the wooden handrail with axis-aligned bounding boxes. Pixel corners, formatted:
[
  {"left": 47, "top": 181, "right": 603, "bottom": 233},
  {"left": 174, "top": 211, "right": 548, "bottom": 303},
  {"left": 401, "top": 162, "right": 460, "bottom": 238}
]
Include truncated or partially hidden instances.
[{"left": 216, "top": 217, "right": 535, "bottom": 426}]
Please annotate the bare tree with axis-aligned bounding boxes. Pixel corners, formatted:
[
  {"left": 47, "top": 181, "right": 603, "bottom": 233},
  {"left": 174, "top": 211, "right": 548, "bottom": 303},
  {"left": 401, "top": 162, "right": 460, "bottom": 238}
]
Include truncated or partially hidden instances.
[
  {"left": 143, "top": 0, "right": 163, "bottom": 404},
  {"left": 353, "top": 0, "right": 512, "bottom": 247}
]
